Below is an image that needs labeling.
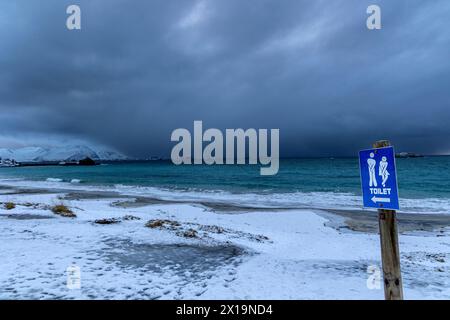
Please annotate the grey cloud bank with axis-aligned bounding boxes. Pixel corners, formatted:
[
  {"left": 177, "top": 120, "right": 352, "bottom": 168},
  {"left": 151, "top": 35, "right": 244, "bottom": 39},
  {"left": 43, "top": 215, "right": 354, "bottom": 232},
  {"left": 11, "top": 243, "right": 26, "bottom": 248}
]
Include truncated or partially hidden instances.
[{"left": 0, "top": 0, "right": 449, "bottom": 158}]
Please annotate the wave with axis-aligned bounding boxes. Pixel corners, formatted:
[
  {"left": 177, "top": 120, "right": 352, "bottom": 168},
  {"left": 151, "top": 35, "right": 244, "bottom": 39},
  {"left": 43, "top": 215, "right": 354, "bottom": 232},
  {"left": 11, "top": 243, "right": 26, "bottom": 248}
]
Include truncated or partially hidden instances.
[
  {"left": 44, "top": 177, "right": 82, "bottom": 184},
  {"left": 0, "top": 178, "right": 449, "bottom": 214}
]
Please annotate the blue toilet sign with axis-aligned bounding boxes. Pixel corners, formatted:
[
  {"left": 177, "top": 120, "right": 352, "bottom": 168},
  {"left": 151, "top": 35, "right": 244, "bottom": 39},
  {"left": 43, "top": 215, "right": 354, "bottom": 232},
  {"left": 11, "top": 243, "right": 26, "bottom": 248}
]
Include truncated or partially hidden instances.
[{"left": 359, "top": 146, "right": 400, "bottom": 210}]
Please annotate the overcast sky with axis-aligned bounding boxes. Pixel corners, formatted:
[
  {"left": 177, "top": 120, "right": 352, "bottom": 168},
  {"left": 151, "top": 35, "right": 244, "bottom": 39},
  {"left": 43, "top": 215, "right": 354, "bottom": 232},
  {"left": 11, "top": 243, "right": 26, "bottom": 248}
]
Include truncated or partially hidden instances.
[{"left": 0, "top": 0, "right": 449, "bottom": 157}]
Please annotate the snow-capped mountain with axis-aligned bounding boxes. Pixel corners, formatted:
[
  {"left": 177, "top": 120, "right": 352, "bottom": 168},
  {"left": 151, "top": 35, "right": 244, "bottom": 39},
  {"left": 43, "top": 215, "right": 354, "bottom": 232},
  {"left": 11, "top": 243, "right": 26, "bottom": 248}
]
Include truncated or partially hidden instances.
[{"left": 0, "top": 145, "right": 128, "bottom": 162}]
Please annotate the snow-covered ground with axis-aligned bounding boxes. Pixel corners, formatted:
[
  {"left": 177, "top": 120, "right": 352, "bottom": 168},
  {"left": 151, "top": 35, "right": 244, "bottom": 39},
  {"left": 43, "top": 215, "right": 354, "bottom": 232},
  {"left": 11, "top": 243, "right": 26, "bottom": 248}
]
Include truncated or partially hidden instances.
[{"left": 0, "top": 188, "right": 449, "bottom": 299}]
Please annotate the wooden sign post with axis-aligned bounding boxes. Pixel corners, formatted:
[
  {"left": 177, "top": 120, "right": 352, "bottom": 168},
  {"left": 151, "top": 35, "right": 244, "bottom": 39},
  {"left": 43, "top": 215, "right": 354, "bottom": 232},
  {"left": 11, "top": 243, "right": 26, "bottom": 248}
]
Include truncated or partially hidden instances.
[{"left": 373, "top": 140, "right": 403, "bottom": 300}]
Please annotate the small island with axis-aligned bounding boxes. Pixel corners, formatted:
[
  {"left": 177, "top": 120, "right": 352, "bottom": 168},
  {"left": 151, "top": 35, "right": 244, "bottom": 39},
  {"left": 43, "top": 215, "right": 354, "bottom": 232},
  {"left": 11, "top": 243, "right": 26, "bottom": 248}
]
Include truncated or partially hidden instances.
[{"left": 395, "top": 152, "right": 424, "bottom": 158}]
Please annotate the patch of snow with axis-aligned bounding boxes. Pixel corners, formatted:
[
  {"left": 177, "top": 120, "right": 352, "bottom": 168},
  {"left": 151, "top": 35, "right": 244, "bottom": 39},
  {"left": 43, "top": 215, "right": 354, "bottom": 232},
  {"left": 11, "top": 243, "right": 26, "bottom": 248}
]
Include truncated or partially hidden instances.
[{"left": 0, "top": 188, "right": 449, "bottom": 299}]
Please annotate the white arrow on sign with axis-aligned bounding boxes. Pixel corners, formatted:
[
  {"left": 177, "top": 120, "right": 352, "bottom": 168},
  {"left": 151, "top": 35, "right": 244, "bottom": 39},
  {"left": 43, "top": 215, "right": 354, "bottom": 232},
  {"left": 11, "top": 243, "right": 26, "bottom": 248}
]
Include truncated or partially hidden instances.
[{"left": 371, "top": 196, "right": 391, "bottom": 204}]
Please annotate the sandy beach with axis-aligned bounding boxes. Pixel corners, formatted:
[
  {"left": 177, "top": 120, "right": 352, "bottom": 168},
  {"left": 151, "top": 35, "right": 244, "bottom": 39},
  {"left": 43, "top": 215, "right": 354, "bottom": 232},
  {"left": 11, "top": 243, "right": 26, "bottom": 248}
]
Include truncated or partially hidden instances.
[{"left": 1, "top": 183, "right": 449, "bottom": 300}]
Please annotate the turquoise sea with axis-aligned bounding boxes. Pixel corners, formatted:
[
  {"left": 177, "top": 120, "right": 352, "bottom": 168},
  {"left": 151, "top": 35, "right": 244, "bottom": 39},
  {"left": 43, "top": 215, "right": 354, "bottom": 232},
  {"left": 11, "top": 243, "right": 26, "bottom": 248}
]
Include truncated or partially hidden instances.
[{"left": 1, "top": 157, "right": 449, "bottom": 213}]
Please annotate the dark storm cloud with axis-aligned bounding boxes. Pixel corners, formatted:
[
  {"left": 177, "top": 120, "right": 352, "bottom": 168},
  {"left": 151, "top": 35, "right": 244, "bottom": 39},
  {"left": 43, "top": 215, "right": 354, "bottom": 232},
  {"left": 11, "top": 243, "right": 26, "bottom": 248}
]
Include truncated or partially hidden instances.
[{"left": 0, "top": 0, "right": 449, "bottom": 157}]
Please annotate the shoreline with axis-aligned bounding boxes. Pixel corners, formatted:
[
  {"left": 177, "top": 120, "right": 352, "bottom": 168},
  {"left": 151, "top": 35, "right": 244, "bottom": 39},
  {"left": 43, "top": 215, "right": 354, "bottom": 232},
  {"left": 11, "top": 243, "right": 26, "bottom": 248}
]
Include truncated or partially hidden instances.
[
  {"left": 1, "top": 182, "right": 450, "bottom": 234},
  {"left": 1, "top": 171, "right": 450, "bottom": 214}
]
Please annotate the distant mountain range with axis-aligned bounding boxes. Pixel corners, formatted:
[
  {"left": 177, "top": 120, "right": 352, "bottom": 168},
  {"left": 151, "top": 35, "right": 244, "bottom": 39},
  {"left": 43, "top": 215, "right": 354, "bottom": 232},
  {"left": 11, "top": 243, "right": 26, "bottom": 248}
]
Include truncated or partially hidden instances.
[{"left": 0, "top": 145, "right": 129, "bottom": 162}]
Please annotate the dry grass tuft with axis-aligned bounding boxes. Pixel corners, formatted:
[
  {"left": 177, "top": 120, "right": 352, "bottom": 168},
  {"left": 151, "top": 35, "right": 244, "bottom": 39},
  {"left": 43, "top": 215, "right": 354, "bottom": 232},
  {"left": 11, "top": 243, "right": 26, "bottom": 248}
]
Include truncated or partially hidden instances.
[
  {"left": 4, "top": 202, "right": 16, "bottom": 210},
  {"left": 145, "top": 219, "right": 180, "bottom": 229},
  {"left": 51, "top": 204, "right": 76, "bottom": 218}
]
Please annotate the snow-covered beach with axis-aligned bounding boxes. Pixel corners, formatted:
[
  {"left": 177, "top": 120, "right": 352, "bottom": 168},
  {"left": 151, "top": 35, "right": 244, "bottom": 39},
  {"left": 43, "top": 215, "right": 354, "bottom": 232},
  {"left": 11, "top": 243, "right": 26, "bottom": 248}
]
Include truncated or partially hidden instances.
[{"left": 1, "top": 183, "right": 449, "bottom": 300}]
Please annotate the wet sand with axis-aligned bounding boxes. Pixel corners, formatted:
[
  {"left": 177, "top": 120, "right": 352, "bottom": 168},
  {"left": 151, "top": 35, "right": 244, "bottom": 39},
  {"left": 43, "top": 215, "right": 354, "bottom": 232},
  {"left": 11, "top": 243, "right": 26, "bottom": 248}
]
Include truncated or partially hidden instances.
[{"left": 318, "top": 209, "right": 450, "bottom": 234}]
